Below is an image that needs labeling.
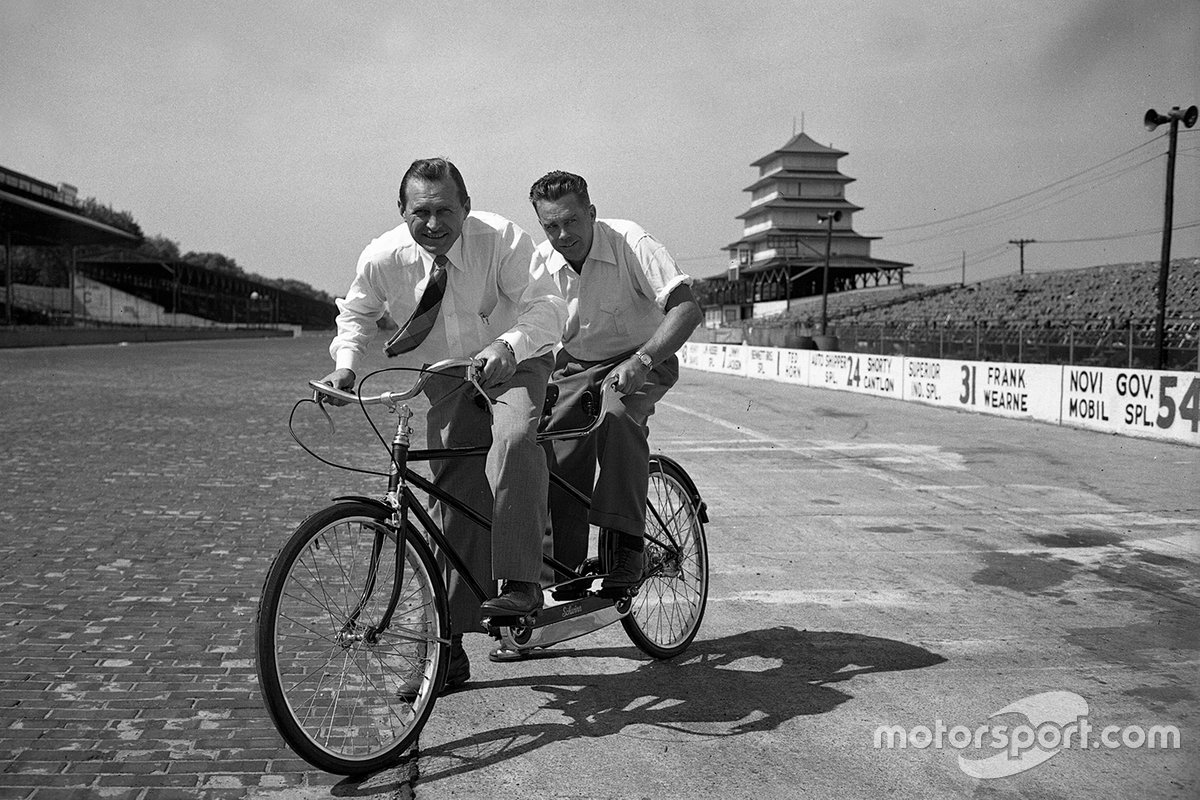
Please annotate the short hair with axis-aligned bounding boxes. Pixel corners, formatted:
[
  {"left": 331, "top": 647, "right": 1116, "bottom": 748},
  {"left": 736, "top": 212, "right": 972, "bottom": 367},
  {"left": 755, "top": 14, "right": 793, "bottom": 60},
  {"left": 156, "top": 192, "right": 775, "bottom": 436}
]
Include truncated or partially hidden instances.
[
  {"left": 529, "top": 170, "right": 590, "bottom": 207},
  {"left": 398, "top": 158, "right": 469, "bottom": 210}
]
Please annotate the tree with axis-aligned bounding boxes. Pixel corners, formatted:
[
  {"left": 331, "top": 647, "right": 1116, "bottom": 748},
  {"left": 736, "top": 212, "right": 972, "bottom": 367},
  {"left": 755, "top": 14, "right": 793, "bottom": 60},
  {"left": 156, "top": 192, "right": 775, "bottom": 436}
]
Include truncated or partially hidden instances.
[
  {"left": 182, "top": 251, "right": 244, "bottom": 275},
  {"left": 77, "top": 197, "right": 144, "bottom": 238},
  {"left": 137, "top": 235, "right": 182, "bottom": 262}
]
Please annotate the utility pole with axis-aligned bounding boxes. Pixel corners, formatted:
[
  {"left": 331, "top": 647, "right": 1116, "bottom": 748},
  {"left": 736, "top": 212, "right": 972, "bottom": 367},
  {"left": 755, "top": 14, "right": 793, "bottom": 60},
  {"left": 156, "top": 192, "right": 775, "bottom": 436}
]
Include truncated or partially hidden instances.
[
  {"left": 817, "top": 210, "right": 841, "bottom": 335},
  {"left": 1008, "top": 239, "right": 1035, "bottom": 275},
  {"left": 1144, "top": 104, "right": 1198, "bottom": 369}
]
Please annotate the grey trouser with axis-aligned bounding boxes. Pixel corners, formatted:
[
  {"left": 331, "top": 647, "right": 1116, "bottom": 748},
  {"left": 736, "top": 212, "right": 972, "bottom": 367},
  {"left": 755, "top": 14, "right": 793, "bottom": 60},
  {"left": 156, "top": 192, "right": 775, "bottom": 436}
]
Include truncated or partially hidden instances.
[
  {"left": 542, "top": 348, "right": 678, "bottom": 572},
  {"left": 423, "top": 352, "right": 554, "bottom": 634}
]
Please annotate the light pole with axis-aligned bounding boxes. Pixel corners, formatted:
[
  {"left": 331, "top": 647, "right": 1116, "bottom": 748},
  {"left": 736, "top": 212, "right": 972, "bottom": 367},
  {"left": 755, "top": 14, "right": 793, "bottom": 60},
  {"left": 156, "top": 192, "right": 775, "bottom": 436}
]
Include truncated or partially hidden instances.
[
  {"left": 817, "top": 210, "right": 841, "bottom": 335},
  {"left": 1143, "top": 104, "right": 1198, "bottom": 369}
]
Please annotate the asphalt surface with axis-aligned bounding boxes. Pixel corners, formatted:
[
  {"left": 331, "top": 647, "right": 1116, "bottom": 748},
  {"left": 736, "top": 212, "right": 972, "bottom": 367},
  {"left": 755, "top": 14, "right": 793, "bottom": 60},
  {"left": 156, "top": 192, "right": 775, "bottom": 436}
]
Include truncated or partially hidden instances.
[{"left": 1, "top": 335, "right": 1196, "bottom": 799}]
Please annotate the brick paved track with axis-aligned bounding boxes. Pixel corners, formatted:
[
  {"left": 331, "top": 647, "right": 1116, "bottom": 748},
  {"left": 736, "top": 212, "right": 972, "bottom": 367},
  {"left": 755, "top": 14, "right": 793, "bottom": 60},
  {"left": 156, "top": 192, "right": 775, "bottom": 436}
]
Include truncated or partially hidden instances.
[
  {"left": 0, "top": 337, "right": 373, "bottom": 799},
  {"left": 2, "top": 336, "right": 1196, "bottom": 800}
]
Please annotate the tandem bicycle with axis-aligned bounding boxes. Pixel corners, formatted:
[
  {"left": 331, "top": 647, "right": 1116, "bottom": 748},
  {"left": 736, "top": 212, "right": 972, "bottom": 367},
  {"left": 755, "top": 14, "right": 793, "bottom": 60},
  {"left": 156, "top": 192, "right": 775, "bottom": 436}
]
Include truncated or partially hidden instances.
[{"left": 255, "top": 357, "right": 709, "bottom": 775}]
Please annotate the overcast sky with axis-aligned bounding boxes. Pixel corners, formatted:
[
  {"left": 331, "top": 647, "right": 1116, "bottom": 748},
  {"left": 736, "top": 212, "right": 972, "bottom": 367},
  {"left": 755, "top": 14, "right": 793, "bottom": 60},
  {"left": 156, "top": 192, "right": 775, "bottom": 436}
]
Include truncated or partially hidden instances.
[{"left": 3, "top": 1, "right": 1197, "bottom": 297}]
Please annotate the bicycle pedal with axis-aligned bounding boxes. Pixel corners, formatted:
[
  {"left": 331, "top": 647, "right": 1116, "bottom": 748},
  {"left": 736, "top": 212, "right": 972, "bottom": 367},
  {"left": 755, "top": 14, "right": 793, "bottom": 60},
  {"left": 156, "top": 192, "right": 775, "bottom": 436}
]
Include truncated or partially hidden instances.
[
  {"left": 596, "top": 584, "right": 640, "bottom": 600},
  {"left": 481, "top": 611, "right": 538, "bottom": 628},
  {"left": 549, "top": 575, "right": 599, "bottom": 602}
]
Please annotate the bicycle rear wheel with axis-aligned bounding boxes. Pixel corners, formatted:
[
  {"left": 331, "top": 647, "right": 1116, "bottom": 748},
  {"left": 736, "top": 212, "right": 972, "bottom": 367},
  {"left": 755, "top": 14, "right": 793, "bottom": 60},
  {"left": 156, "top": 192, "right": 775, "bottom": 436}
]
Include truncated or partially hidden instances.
[
  {"left": 619, "top": 457, "right": 709, "bottom": 658},
  {"left": 256, "top": 501, "right": 449, "bottom": 775}
]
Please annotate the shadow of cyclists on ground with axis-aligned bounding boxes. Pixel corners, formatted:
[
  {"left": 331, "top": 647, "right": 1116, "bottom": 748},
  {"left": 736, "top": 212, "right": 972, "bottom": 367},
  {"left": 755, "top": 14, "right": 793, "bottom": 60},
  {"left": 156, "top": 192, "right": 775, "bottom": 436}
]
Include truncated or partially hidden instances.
[{"left": 346, "top": 625, "right": 944, "bottom": 790}]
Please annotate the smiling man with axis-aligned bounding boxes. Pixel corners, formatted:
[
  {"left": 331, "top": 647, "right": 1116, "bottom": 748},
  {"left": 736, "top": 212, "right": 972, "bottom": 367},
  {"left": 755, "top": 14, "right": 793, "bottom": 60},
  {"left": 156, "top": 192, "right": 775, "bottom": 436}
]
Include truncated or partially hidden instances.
[
  {"left": 323, "top": 158, "right": 566, "bottom": 694},
  {"left": 528, "top": 170, "right": 703, "bottom": 595}
]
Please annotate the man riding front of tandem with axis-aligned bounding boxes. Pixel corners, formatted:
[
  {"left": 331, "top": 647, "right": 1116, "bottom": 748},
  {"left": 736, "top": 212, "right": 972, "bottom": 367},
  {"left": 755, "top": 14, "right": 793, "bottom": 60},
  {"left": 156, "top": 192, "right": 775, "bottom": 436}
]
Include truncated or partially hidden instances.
[
  {"left": 322, "top": 158, "right": 566, "bottom": 695},
  {"left": 529, "top": 170, "right": 703, "bottom": 597}
]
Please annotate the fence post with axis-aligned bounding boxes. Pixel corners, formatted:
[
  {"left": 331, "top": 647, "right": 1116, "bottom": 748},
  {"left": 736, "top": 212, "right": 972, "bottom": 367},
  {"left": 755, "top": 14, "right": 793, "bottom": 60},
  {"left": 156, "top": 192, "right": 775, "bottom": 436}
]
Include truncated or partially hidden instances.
[
  {"left": 939, "top": 327, "right": 945, "bottom": 359},
  {"left": 975, "top": 321, "right": 981, "bottom": 360},
  {"left": 1128, "top": 323, "right": 1134, "bottom": 369},
  {"left": 1069, "top": 327, "right": 1074, "bottom": 365},
  {"left": 1018, "top": 327, "right": 1024, "bottom": 363}
]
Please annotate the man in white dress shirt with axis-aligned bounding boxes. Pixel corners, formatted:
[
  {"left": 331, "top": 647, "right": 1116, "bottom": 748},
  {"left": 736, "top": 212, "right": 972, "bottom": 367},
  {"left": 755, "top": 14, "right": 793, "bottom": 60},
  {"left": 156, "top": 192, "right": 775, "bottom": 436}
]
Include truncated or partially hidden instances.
[
  {"left": 323, "top": 158, "right": 566, "bottom": 693},
  {"left": 529, "top": 170, "right": 702, "bottom": 595}
]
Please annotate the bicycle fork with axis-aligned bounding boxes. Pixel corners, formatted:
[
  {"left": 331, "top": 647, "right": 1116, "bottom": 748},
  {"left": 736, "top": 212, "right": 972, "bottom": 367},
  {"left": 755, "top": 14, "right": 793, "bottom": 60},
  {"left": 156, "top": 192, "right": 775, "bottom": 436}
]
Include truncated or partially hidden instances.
[{"left": 341, "top": 403, "right": 417, "bottom": 647}]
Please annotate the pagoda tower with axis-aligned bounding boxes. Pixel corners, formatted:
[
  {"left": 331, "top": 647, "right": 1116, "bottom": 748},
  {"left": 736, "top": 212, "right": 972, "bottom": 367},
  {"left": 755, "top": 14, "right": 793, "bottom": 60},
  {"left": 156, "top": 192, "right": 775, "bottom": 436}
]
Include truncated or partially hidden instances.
[{"left": 711, "top": 132, "right": 909, "bottom": 322}]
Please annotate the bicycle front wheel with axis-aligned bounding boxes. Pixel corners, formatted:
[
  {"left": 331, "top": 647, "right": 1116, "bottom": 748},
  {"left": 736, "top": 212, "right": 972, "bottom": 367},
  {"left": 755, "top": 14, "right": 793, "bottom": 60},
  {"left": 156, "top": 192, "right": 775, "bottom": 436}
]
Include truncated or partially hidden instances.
[
  {"left": 255, "top": 501, "right": 449, "bottom": 775},
  {"left": 620, "top": 457, "right": 709, "bottom": 659}
]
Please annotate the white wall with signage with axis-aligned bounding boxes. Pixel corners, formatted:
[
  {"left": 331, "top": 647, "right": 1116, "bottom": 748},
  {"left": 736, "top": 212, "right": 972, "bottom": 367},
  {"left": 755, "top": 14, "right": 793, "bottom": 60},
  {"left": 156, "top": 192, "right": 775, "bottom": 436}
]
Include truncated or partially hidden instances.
[{"left": 679, "top": 342, "right": 1200, "bottom": 447}]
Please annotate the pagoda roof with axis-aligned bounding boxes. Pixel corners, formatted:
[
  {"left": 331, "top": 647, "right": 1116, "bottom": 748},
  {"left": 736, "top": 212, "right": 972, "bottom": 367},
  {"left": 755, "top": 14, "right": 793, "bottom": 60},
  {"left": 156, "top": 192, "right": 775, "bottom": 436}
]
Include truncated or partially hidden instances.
[
  {"left": 750, "top": 132, "right": 848, "bottom": 166},
  {"left": 743, "top": 169, "right": 853, "bottom": 192},
  {"left": 733, "top": 253, "right": 912, "bottom": 276},
  {"left": 737, "top": 199, "right": 863, "bottom": 220},
  {"left": 725, "top": 226, "right": 880, "bottom": 250}
]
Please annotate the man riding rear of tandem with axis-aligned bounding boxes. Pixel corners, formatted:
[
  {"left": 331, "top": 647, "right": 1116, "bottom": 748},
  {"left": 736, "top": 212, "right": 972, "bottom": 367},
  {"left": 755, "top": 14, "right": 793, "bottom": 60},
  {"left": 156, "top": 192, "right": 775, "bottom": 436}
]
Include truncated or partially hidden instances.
[{"left": 529, "top": 170, "right": 703, "bottom": 594}]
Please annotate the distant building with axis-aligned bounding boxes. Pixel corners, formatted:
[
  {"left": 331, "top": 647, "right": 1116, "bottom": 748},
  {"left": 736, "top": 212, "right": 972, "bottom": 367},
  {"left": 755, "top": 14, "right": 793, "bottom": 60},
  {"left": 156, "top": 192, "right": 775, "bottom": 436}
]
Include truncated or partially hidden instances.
[{"left": 701, "top": 132, "right": 910, "bottom": 326}]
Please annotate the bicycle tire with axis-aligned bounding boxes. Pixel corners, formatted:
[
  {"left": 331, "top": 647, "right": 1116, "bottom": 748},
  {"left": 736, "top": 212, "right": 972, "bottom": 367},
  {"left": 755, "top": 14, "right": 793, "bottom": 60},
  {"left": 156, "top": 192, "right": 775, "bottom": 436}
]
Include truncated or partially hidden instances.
[
  {"left": 255, "top": 501, "right": 449, "bottom": 775},
  {"left": 619, "top": 458, "right": 709, "bottom": 659}
]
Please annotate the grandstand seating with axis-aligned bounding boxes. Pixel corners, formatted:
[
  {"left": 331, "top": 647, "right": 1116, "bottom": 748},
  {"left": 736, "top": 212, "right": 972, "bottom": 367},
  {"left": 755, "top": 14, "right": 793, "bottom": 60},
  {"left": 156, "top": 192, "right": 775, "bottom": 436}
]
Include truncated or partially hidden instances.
[
  {"left": 740, "top": 258, "right": 1199, "bottom": 335},
  {"left": 700, "top": 258, "right": 1199, "bottom": 368},
  {"left": 829, "top": 258, "right": 1199, "bottom": 332}
]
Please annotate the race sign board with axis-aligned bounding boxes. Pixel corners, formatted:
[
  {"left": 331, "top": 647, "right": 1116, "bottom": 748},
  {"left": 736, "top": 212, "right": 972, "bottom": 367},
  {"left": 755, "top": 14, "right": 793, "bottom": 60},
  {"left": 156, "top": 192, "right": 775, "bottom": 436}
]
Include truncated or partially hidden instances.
[
  {"left": 905, "top": 358, "right": 1062, "bottom": 424},
  {"left": 1061, "top": 366, "right": 1200, "bottom": 444},
  {"left": 678, "top": 341, "right": 1199, "bottom": 447},
  {"left": 808, "top": 352, "right": 904, "bottom": 400}
]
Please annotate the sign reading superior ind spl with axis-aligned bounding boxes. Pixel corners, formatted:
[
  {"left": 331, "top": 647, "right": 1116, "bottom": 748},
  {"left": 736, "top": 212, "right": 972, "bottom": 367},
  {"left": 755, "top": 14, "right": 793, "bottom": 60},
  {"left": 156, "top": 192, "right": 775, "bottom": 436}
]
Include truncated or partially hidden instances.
[{"left": 904, "top": 358, "right": 1062, "bottom": 423}]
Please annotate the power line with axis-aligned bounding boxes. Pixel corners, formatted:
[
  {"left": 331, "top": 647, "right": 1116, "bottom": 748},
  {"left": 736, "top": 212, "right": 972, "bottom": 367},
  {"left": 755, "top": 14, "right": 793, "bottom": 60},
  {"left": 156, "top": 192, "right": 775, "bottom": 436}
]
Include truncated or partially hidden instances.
[
  {"left": 867, "top": 135, "right": 1168, "bottom": 235},
  {"left": 1035, "top": 219, "right": 1200, "bottom": 244},
  {"left": 883, "top": 152, "right": 1163, "bottom": 247}
]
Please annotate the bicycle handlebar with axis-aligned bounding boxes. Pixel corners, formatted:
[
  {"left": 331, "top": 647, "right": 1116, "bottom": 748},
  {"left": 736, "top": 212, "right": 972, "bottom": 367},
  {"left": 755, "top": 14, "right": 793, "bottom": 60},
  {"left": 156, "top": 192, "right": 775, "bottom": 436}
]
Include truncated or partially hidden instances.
[
  {"left": 308, "top": 357, "right": 486, "bottom": 407},
  {"left": 307, "top": 356, "right": 626, "bottom": 441}
]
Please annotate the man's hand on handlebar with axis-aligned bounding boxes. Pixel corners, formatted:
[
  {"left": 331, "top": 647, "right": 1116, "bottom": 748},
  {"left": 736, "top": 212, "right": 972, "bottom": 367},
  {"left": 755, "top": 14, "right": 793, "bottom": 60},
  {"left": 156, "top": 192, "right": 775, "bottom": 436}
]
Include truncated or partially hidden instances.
[
  {"left": 474, "top": 340, "right": 516, "bottom": 389},
  {"left": 609, "top": 356, "right": 651, "bottom": 395},
  {"left": 318, "top": 368, "right": 356, "bottom": 406}
]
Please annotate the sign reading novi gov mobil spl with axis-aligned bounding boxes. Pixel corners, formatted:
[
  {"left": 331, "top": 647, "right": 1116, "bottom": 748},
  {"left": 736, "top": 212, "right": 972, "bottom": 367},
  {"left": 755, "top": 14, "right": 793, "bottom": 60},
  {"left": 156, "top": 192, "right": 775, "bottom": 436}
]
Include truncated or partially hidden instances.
[{"left": 1061, "top": 366, "right": 1199, "bottom": 443}]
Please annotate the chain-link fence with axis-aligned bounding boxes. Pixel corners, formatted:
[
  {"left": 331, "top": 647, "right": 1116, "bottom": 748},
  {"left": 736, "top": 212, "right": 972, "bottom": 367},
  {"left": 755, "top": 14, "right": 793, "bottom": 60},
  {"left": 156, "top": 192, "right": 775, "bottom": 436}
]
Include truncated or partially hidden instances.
[{"left": 697, "top": 319, "right": 1200, "bottom": 371}]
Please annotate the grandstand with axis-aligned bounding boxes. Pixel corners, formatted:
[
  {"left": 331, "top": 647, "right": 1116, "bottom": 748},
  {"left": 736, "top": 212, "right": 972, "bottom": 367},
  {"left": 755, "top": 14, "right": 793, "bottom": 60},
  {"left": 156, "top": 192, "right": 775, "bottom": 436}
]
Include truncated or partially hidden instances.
[
  {"left": 1, "top": 163, "right": 336, "bottom": 337},
  {"left": 697, "top": 258, "right": 1200, "bottom": 370}
]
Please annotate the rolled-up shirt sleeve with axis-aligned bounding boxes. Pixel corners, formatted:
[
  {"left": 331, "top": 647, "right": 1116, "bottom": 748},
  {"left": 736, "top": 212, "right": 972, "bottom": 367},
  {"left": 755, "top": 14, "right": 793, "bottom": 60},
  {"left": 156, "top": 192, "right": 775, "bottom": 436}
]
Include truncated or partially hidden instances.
[
  {"left": 495, "top": 226, "right": 567, "bottom": 362},
  {"left": 329, "top": 253, "right": 388, "bottom": 372},
  {"left": 633, "top": 233, "right": 693, "bottom": 310}
]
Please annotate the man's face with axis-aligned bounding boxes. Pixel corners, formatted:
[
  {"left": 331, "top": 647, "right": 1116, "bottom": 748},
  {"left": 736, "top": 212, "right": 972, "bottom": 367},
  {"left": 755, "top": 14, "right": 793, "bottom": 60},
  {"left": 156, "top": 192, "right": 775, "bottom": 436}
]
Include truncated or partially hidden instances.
[
  {"left": 401, "top": 177, "right": 470, "bottom": 256},
  {"left": 534, "top": 193, "right": 595, "bottom": 267}
]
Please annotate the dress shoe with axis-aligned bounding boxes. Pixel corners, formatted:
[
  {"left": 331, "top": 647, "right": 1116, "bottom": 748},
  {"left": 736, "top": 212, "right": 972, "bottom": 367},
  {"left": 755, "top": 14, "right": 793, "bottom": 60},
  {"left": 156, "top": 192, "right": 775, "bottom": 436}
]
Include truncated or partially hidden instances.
[
  {"left": 479, "top": 580, "right": 543, "bottom": 616},
  {"left": 601, "top": 545, "right": 644, "bottom": 592}
]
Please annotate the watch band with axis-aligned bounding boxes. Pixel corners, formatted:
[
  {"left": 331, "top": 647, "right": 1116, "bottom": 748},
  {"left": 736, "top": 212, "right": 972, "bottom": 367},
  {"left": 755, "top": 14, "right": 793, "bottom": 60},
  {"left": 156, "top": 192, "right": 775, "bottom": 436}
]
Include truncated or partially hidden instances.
[{"left": 633, "top": 350, "right": 653, "bottom": 369}]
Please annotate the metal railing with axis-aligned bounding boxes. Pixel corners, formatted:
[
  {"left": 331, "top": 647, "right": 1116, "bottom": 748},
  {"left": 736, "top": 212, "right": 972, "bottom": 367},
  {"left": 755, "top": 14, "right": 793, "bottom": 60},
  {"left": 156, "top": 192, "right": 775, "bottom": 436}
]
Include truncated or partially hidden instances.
[{"left": 697, "top": 318, "right": 1200, "bottom": 371}]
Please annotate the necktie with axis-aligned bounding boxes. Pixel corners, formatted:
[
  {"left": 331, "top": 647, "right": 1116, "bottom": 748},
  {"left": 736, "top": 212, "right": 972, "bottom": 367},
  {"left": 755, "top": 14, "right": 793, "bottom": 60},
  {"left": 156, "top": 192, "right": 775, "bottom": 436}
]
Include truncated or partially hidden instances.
[{"left": 384, "top": 254, "right": 448, "bottom": 356}]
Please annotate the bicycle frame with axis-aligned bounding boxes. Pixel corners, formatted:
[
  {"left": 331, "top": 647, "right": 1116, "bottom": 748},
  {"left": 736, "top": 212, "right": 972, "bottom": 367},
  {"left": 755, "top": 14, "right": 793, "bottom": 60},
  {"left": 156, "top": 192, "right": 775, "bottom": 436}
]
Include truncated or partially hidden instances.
[{"left": 308, "top": 360, "right": 702, "bottom": 645}]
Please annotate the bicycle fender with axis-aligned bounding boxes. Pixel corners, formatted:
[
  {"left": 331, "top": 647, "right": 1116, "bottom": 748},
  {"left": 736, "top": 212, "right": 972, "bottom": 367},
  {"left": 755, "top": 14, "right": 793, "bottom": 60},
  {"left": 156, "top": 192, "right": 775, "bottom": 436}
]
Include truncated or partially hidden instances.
[
  {"left": 650, "top": 455, "right": 709, "bottom": 524},
  {"left": 331, "top": 495, "right": 392, "bottom": 515}
]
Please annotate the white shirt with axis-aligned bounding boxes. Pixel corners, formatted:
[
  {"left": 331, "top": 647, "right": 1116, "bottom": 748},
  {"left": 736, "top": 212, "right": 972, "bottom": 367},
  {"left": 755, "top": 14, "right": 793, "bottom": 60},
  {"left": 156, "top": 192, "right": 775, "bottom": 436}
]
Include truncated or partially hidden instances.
[
  {"left": 330, "top": 211, "right": 566, "bottom": 372},
  {"left": 537, "top": 218, "right": 692, "bottom": 361}
]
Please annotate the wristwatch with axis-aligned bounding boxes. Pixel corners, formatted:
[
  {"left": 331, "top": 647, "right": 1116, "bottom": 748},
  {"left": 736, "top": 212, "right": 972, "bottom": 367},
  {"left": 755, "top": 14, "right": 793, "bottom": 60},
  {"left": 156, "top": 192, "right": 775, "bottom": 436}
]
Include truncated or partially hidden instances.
[{"left": 633, "top": 350, "right": 653, "bottom": 369}]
